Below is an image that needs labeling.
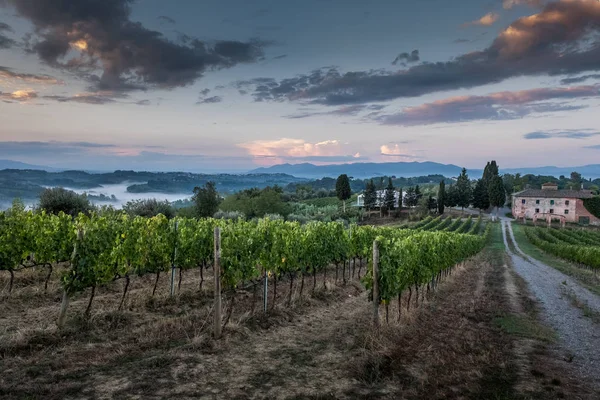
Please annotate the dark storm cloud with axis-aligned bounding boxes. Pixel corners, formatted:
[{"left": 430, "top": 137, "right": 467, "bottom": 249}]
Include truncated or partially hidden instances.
[
  {"left": 524, "top": 129, "right": 600, "bottom": 139},
  {"left": 0, "top": 66, "right": 63, "bottom": 84},
  {"left": 560, "top": 74, "right": 600, "bottom": 85},
  {"left": 242, "top": 0, "right": 600, "bottom": 105},
  {"left": 43, "top": 91, "right": 150, "bottom": 106},
  {"left": 285, "top": 104, "right": 386, "bottom": 119},
  {"left": 200, "top": 88, "right": 211, "bottom": 96},
  {"left": 273, "top": 54, "right": 288, "bottom": 60},
  {"left": 1, "top": 0, "right": 266, "bottom": 91},
  {"left": 0, "top": 21, "right": 14, "bottom": 48},
  {"left": 391, "top": 50, "right": 419, "bottom": 66},
  {"left": 585, "top": 144, "right": 600, "bottom": 149},
  {"left": 0, "top": 34, "right": 15, "bottom": 48},
  {"left": 376, "top": 85, "right": 598, "bottom": 126},
  {"left": 197, "top": 95, "right": 222, "bottom": 104},
  {"left": 44, "top": 94, "right": 118, "bottom": 105}
]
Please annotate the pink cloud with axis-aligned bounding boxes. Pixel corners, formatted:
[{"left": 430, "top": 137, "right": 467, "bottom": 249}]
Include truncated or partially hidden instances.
[
  {"left": 463, "top": 12, "right": 500, "bottom": 27},
  {"left": 379, "top": 85, "right": 599, "bottom": 126},
  {"left": 239, "top": 138, "right": 363, "bottom": 165}
]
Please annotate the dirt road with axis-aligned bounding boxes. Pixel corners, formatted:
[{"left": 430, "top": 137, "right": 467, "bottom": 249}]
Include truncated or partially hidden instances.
[{"left": 501, "top": 218, "right": 600, "bottom": 389}]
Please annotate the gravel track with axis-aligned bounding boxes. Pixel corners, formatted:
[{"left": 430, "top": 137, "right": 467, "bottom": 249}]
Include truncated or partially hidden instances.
[{"left": 501, "top": 219, "right": 600, "bottom": 387}]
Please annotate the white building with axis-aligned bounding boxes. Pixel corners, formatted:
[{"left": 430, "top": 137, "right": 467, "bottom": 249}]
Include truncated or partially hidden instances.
[{"left": 356, "top": 190, "right": 403, "bottom": 208}]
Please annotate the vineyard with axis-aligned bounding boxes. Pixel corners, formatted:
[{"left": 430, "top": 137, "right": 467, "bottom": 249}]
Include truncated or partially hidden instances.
[
  {"left": 0, "top": 204, "right": 490, "bottom": 330},
  {"left": 523, "top": 226, "right": 600, "bottom": 270}
]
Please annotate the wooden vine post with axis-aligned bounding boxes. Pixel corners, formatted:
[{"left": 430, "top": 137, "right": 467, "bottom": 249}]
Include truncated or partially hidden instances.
[
  {"left": 213, "top": 226, "right": 222, "bottom": 339},
  {"left": 58, "top": 228, "right": 83, "bottom": 329},
  {"left": 170, "top": 221, "right": 178, "bottom": 297},
  {"left": 372, "top": 239, "right": 380, "bottom": 328}
]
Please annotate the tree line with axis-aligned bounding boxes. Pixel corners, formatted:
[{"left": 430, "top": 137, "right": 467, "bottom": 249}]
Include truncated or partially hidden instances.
[{"left": 437, "top": 161, "right": 506, "bottom": 217}]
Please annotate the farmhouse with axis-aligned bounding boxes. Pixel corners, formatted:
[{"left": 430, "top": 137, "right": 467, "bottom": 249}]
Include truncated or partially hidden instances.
[
  {"left": 512, "top": 182, "right": 599, "bottom": 225},
  {"left": 356, "top": 190, "right": 402, "bottom": 208}
]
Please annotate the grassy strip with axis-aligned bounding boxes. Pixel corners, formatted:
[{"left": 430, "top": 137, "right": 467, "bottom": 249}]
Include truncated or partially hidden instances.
[
  {"left": 511, "top": 222, "right": 600, "bottom": 296},
  {"left": 494, "top": 315, "right": 557, "bottom": 343},
  {"left": 504, "top": 223, "right": 518, "bottom": 255},
  {"left": 492, "top": 223, "right": 559, "bottom": 343},
  {"left": 560, "top": 284, "right": 600, "bottom": 324}
]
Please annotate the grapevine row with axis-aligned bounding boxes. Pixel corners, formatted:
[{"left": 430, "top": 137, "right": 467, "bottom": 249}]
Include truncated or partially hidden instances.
[{"left": 524, "top": 227, "right": 600, "bottom": 269}]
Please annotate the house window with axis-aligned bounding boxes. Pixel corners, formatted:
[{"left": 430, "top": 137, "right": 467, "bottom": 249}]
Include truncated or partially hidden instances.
[
  {"left": 550, "top": 200, "right": 555, "bottom": 205},
  {"left": 550, "top": 209, "right": 554, "bottom": 214},
  {"left": 536, "top": 199, "right": 540, "bottom": 204},
  {"left": 521, "top": 199, "right": 526, "bottom": 204},
  {"left": 564, "top": 209, "right": 569, "bottom": 215},
  {"left": 535, "top": 208, "right": 540, "bottom": 213},
  {"left": 565, "top": 200, "right": 570, "bottom": 206}
]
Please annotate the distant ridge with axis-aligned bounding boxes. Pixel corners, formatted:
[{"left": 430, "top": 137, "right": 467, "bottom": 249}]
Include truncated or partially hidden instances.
[
  {"left": 501, "top": 165, "right": 600, "bottom": 179},
  {"left": 249, "top": 161, "right": 465, "bottom": 179},
  {"left": 249, "top": 162, "right": 600, "bottom": 180},
  {"left": 0, "top": 159, "right": 55, "bottom": 171}
]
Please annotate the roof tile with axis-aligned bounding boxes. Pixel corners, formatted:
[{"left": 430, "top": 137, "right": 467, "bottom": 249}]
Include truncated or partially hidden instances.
[{"left": 513, "top": 189, "right": 594, "bottom": 199}]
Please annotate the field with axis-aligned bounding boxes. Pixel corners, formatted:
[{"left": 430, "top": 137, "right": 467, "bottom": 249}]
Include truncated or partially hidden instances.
[
  {"left": 1, "top": 213, "right": 599, "bottom": 398},
  {"left": 521, "top": 225, "right": 600, "bottom": 270},
  {"left": 511, "top": 223, "right": 600, "bottom": 295}
]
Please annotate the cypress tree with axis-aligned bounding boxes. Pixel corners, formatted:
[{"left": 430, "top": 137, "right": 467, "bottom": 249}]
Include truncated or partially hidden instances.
[
  {"left": 335, "top": 174, "right": 352, "bottom": 212},
  {"left": 472, "top": 179, "right": 490, "bottom": 212},
  {"left": 384, "top": 178, "right": 396, "bottom": 211},
  {"left": 437, "top": 181, "right": 446, "bottom": 214},
  {"left": 456, "top": 168, "right": 472, "bottom": 212},
  {"left": 489, "top": 175, "right": 506, "bottom": 219},
  {"left": 364, "top": 179, "right": 376, "bottom": 210}
]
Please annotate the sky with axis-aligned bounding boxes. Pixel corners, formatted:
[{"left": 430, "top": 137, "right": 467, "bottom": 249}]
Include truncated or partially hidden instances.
[{"left": 1, "top": 0, "right": 600, "bottom": 172}]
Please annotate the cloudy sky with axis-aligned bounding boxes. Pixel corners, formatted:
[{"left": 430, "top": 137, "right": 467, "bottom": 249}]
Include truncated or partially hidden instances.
[{"left": 1, "top": 0, "right": 600, "bottom": 172}]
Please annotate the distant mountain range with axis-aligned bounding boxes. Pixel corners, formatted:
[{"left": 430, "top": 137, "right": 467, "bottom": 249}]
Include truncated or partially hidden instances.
[
  {"left": 3, "top": 158, "right": 600, "bottom": 180},
  {"left": 501, "top": 165, "right": 600, "bottom": 179},
  {"left": 250, "top": 162, "right": 600, "bottom": 180},
  {"left": 0, "top": 159, "right": 57, "bottom": 171},
  {"left": 250, "top": 162, "right": 467, "bottom": 179}
]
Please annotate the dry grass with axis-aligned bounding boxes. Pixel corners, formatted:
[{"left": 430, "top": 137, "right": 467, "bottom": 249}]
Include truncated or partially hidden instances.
[{"left": 2, "top": 227, "right": 599, "bottom": 398}]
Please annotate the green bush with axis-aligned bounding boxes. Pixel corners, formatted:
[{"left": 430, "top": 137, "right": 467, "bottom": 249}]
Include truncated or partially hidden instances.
[
  {"left": 38, "top": 187, "right": 93, "bottom": 216},
  {"left": 583, "top": 197, "right": 600, "bottom": 219},
  {"left": 123, "top": 199, "right": 175, "bottom": 219}
]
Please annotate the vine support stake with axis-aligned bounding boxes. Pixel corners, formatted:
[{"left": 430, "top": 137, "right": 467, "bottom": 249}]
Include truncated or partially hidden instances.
[
  {"left": 263, "top": 270, "right": 268, "bottom": 313},
  {"left": 213, "top": 226, "right": 222, "bottom": 339},
  {"left": 170, "top": 221, "right": 178, "bottom": 297},
  {"left": 58, "top": 290, "right": 69, "bottom": 329},
  {"left": 372, "top": 239, "right": 380, "bottom": 328}
]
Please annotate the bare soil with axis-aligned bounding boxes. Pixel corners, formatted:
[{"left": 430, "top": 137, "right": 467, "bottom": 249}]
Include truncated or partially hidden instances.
[{"left": 1, "top": 230, "right": 598, "bottom": 399}]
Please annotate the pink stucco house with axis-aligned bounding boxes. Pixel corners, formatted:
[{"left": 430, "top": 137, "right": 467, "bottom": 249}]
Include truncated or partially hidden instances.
[{"left": 512, "top": 182, "right": 599, "bottom": 226}]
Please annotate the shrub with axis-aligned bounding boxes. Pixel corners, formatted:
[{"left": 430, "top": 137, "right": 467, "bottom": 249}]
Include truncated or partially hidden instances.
[
  {"left": 123, "top": 199, "right": 175, "bottom": 219},
  {"left": 38, "top": 187, "right": 93, "bottom": 216}
]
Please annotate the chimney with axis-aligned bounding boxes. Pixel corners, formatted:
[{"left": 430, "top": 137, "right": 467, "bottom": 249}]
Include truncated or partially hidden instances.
[{"left": 541, "top": 182, "right": 558, "bottom": 191}]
